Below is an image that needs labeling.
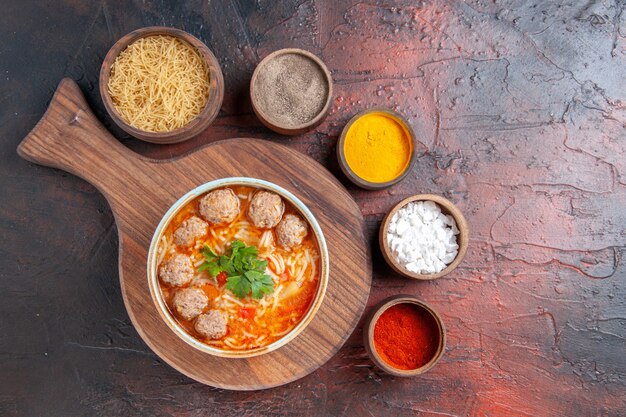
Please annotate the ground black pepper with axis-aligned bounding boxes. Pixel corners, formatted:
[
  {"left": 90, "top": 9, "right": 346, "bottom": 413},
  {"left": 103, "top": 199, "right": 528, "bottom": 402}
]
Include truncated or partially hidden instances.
[{"left": 253, "top": 53, "right": 329, "bottom": 128}]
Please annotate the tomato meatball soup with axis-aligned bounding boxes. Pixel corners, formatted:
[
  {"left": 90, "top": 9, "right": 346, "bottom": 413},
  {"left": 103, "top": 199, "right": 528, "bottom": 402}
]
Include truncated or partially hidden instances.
[{"left": 153, "top": 184, "right": 322, "bottom": 353}]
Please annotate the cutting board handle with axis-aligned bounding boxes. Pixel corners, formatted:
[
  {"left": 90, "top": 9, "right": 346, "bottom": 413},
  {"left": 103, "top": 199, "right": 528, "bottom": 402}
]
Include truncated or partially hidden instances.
[{"left": 17, "top": 78, "right": 149, "bottom": 198}]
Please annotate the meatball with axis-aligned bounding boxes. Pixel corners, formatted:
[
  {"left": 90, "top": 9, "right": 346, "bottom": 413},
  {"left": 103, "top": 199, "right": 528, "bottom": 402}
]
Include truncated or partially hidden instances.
[
  {"left": 172, "top": 288, "right": 208, "bottom": 320},
  {"left": 276, "top": 214, "right": 308, "bottom": 248},
  {"left": 174, "top": 216, "right": 208, "bottom": 246},
  {"left": 199, "top": 188, "right": 240, "bottom": 224},
  {"left": 247, "top": 190, "right": 285, "bottom": 228},
  {"left": 159, "top": 253, "right": 194, "bottom": 287},
  {"left": 194, "top": 310, "right": 227, "bottom": 339}
]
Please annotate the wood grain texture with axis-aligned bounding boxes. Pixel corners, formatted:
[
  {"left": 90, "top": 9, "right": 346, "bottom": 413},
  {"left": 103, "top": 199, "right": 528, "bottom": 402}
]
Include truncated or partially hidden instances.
[{"left": 17, "top": 78, "right": 371, "bottom": 390}]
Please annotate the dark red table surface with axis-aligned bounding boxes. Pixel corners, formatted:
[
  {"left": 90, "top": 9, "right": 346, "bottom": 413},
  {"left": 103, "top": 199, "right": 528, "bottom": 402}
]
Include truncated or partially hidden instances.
[{"left": 1, "top": 1, "right": 625, "bottom": 416}]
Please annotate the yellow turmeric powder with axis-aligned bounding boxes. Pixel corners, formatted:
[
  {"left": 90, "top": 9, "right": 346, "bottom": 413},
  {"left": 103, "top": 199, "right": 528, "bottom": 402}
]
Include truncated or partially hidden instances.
[{"left": 343, "top": 112, "right": 412, "bottom": 183}]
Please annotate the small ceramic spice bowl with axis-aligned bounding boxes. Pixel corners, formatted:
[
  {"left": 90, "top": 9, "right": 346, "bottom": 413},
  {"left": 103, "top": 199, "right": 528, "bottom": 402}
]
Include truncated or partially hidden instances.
[
  {"left": 337, "top": 108, "right": 417, "bottom": 190},
  {"left": 99, "top": 26, "right": 224, "bottom": 144},
  {"left": 364, "top": 295, "right": 446, "bottom": 376},
  {"left": 379, "top": 194, "right": 469, "bottom": 280},
  {"left": 250, "top": 48, "right": 333, "bottom": 135}
]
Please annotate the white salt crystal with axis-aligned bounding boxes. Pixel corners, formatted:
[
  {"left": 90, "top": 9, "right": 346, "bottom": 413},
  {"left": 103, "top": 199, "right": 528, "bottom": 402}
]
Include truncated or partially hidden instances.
[
  {"left": 396, "top": 218, "right": 409, "bottom": 235},
  {"left": 423, "top": 200, "right": 438, "bottom": 211},
  {"left": 433, "top": 259, "right": 447, "bottom": 272},
  {"left": 442, "top": 252, "right": 456, "bottom": 264},
  {"left": 445, "top": 242, "right": 459, "bottom": 252},
  {"left": 385, "top": 200, "right": 460, "bottom": 274},
  {"left": 415, "top": 202, "right": 425, "bottom": 217}
]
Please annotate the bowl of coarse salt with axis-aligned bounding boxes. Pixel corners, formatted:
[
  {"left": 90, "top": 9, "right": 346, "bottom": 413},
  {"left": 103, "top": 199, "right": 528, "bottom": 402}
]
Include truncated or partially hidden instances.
[{"left": 379, "top": 195, "right": 469, "bottom": 280}]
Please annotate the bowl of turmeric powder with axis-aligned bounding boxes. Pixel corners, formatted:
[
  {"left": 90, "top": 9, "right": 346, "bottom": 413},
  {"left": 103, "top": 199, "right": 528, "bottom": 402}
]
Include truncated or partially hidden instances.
[
  {"left": 364, "top": 295, "right": 446, "bottom": 377},
  {"left": 337, "top": 109, "right": 417, "bottom": 189}
]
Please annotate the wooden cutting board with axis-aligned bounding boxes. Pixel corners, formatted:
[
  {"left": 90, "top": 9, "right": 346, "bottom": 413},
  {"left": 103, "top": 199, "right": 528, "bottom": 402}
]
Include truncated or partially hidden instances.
[{"left": 17, "top": 78, "right": 372, "bottom": 390}]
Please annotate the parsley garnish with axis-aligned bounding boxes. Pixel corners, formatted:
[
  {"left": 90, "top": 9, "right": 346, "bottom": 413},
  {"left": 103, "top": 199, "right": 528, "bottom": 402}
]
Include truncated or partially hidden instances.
[{"left": 199, "top": 240, "right": 274, "bottom": 299}]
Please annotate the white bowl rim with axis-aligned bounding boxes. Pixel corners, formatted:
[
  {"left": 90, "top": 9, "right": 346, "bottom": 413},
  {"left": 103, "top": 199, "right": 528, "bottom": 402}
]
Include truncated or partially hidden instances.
[{"left": 147, "top": 177, "right": 329, "bottom": 358}]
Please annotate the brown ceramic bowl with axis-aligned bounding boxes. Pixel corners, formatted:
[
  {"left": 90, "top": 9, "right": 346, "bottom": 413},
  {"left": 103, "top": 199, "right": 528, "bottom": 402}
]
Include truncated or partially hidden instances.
[
  {"left": 99, "top": 26, "right": 224, "bottom": 144},
  {"left": 337, "top": 108, "right": 417, "bottom": 190},
  {"left": 250, "top": 48, "right": 333, "bottom": 135},
  {"left": 379, "top": 194, "right": 469, "bottom": 280},
  {"left": 364, "top": 295, "right": 446, "bottom": 376}
]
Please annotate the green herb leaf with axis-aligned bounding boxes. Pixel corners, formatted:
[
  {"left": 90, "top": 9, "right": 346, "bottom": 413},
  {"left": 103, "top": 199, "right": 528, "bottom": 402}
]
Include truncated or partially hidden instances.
[
  {"left": 198, "top": 240, "right": 275, "bottom": 299},
  {"left": 225, "top": 275, "right": 249, "bottom": 298},
  {"left": 248, "top": 271, "right": 274, "bottom": 299},
  {"left": 202, "top": 245, "right": 218, "bottom": 261}
]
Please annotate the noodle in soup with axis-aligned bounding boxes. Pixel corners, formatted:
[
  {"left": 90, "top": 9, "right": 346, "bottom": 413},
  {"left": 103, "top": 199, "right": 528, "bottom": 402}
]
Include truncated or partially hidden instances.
[{"left": 156, "top": 185, "right": 320, "bottom": 350}]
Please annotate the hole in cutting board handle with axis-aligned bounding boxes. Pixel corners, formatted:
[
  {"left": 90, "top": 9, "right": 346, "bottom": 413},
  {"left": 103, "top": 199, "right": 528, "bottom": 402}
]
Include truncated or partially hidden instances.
[{"left": 17, "top": 77, "right": 147, "bottom": 189}]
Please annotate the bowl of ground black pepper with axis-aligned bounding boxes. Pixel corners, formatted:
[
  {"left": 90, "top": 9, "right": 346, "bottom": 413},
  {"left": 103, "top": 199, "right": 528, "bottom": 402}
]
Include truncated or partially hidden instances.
[{"left": 250, "top": 48, "right": 333, "bottom": 135}]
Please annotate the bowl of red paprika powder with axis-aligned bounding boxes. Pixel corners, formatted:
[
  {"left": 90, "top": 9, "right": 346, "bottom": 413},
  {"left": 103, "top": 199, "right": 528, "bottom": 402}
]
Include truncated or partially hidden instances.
[{"left": 364, "top": 295, "right": 446, "bottom": 376}]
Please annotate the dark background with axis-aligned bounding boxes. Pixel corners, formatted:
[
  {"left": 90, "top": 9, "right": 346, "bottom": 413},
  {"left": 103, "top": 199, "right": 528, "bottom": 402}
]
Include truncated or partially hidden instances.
[{"left": 1, "top": 1, "right": 625, "bottom": 416}]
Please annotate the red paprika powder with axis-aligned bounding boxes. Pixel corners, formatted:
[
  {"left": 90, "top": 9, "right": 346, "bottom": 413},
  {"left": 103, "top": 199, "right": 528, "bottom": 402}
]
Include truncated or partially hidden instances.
[{"left": 373, "top": 303, "right": 440, "bottom": 370}]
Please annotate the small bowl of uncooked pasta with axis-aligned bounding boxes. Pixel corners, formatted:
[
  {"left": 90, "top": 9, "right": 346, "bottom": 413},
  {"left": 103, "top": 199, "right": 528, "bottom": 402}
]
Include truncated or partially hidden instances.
[
  {"left": 379, "top": 194, "right": 469, "bottom": 280},
  {"left": 99, "top": 26, "right": 224, "bottom": 144}
]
